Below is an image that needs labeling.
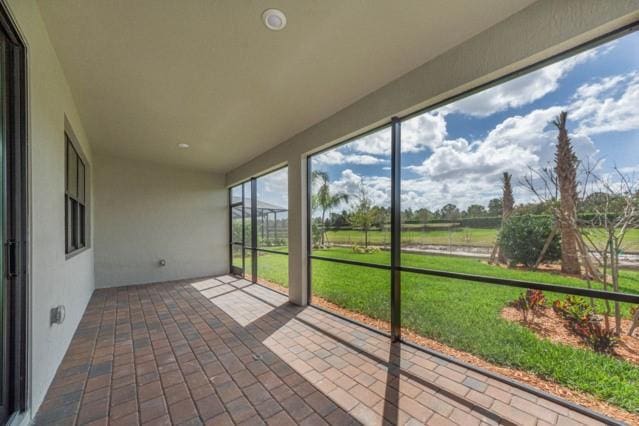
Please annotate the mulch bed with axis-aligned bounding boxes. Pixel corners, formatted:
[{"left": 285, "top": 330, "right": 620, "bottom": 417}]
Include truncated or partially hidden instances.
[{"left": 501, "top": 306, "right": 639, "bottom": 365}]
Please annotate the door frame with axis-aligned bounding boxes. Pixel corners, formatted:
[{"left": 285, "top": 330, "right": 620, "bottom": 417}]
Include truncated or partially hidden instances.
[
  {"left": 0, "top": 3, "right": 28, "bottom": 423},
  {"left": 229, "top": 186, "right": 244, "bottom": 276}
]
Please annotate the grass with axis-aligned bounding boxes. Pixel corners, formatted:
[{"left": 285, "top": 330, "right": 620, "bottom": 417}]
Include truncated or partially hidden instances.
[
  {"left": 244, "top": 248, "right": 639, "bottom": 413},
  {"left": 325, "top": 227, "right": 639, "bottom": 251},
  {"left": 255, "top": 251, "right": 289, "bottom": 287}
]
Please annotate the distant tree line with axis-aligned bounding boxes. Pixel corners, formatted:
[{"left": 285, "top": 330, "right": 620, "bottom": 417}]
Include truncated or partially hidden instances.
[{"left": 315, "top": 191, "right": 637, "bottom": 231}]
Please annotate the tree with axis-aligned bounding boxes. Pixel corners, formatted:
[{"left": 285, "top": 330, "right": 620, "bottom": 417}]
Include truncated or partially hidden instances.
[
  {"left": 502, "top": 172, "right": 514, "bottom": 218},
  {"left": 521, "top": 114, "right": 599, "bottom": 278},
  {"left": 488, "top": 198, "right": 502, "bottom": 216},
  {"left": 402, "top": 207, "right": 415, "bottom": 223},
  {"left": 554, "top": 112, "right": 581, "bottom": 275},
  {"left": 514, "top": 201, "right": 554, "bottom": 215},
  {"left": 349, "top": 184, "right": 377, "bottom": 248},
  {"left": 329, "top": 211, "right": 349, "bottom": 228},
  {"left": 311, "top": 170, "right": 349, "bottom": 246},
  {"left": 498, "top": 172, "right": 515, "bottom": 263},
  {"left": 465, "top": 204, "right": 487, "bottom": 218},
  {"left": 439, "top": 203, "right": 460, "bottom": 221},
  {"left": 581, "top": 191, "right": 625, "bottom": 214},
  {"left": 415, "top": 208, "right": 431, "bottom": 223},
  {"left": 371, "top": 206, "right": 389, "bottom": 228},
  {"left": 580, "top": 167, "right": 639, "bottom": 335}
]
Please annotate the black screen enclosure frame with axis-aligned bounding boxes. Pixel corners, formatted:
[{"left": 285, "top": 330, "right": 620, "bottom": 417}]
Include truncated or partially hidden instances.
[{"left": 304, "top": 22, "right": 639, "bottom": 426}]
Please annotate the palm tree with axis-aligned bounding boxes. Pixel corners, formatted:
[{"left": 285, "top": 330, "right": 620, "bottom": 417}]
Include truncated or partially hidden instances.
[
  {"left": 312, "top": 170, "right": 349, "bottom": 246},
  {"left": 502, "top": 172, "right": 514, "bottom": 218},
  {"left": 497, "top": 172, "right": 514, "bottom": 263},
  {"left": 554, "top": 111, "right": 581, "bottom": 275}
]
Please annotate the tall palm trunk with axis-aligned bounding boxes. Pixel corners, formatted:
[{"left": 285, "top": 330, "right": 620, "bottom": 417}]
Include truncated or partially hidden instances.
[
  {"left": 554, "top": 112, "right": 581, "bottom": 275},
  {"left": 498, "top": 172, "right": 514, "bottom": 264}
]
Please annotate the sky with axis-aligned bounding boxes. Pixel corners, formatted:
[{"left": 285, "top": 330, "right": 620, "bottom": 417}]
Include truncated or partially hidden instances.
[
  {"left": 310, "top": 30, "right": 639, "bottom": 214},
  {"left": 254, "top": 167, "right": 289, "bottom": 217}
]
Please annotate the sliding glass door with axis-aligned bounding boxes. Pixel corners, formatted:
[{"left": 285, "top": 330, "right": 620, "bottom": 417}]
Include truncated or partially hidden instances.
[
  {"left": 0, "top": 4, "right": 27, "bottom": 422},
  {"left": 0, "top": 33, "right": 6, "bottom": 423},
  {"left": 229, "top": 185, "right": 244, "bottom": 276}
]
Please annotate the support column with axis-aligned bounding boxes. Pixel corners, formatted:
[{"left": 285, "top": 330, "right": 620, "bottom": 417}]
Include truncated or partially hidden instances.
[
  {"left": 251, "top": 178, "right": 257, "bottom": 283},
  {"left": 287, "top": 155, "right": 308, "bottom": 305},
  {"left": 391, "top": 117, "right": 401, "bottom": 341}
]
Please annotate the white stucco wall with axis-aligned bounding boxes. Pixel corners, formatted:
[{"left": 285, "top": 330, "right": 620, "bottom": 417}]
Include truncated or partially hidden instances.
[
  {"left": 4, "top": 0, "right": 95, "bottom": 421},
  {"left": 93, "top": 153, "right": 228, "bottom": 288},
  {"left": 226, "top": 0, "right": 639, "bottom": 306}
]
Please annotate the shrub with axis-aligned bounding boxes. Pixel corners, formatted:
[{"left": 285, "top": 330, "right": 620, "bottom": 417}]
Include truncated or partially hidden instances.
[
  {"left": 311, "top": 222, "right": 322, "bottom": 248},
  {"left": 510, "top": 289, "right": 546, "bottom": 323},
  {"left": 552, "top": 296, "right": 593, "bottom": 326},
  {"left": 553, "top": 297, "right": 617, "bottom": 353},
  {"left": 460, "top": 216, "right": 502, "bottom": 229},
  {"left": 352, "top": 245, "right": 379, "bottom": 254},
  {"left": 263, "top": 238, "right": 287, "bottom": 247},
  {"left": 573, "top": 320, "right": 619, "bottom": 354},
  {"left": 499, "top": 215, "right": 561, "bottom": 267}
]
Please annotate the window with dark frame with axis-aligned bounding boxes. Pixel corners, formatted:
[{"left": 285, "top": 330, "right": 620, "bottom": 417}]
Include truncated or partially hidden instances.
[{"left": 65, "top": 135, "right": 87, "bottom": 254}]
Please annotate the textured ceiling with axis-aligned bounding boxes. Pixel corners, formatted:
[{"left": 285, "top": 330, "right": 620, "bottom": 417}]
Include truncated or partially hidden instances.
[{"left": 38, "top": 0, "right": 536, "bottom": 172}]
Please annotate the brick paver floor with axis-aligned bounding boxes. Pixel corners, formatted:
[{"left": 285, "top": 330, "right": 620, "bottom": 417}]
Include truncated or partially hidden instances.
[{"left": 34, "top": 276, "right": 615, "bottom": 425}]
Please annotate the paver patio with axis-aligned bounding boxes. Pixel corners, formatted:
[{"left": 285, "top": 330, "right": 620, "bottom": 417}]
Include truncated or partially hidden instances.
[{"left": 33, "top": 276, "right": 614, "bottom": 425}]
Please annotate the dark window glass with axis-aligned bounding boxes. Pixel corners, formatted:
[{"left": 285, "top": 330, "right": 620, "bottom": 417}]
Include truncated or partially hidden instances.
[
  {"left": 65, "top": 136, "right": 87, "bottom": 254},
  {"left": 78, "top": 161, "right": 85, "bottom": 203},
  {"left": 66, "top": 143, "right": 77, "bottom": 198}
]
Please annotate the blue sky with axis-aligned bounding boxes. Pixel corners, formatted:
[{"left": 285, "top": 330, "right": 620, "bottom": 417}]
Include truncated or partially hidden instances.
[{"left": 311, "top": 30, "right": 639, "bottom": 212}]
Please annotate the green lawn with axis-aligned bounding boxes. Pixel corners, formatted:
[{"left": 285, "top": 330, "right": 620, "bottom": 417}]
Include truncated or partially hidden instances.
[
  {"left": 255, "top": 251, "right": 289, "bottom": 287},
  {"left": 246, "top": 248, "right": 639, "bottom": 413},
  {"left": 325, "top": 227, "right": 639, "bottom": 251}
]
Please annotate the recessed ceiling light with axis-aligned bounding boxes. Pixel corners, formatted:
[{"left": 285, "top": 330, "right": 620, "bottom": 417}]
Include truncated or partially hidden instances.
[
  {"left": 262, "top": 9, "right": 286, "bottom": 31},
  {"left": 177, "top": 143, "right": 190, "bottom": 149}
]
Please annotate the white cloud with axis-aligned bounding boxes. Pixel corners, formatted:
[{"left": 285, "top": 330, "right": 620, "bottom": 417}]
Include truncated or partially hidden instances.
[
  {"left": 313, "top": 149, "right": 384, "bottom": 165},
  {"left": 440, "top": 49, "right": 599, "bottom": 117},
  {"left": 410, "top": 107, "right": 555, "bottom": 178},
  {"left": 619, "top": 164, "right": 639, "bottom": 174},
  {"left": 401, "top": 70, "right": 639, "bottom": 208},
  {"left": 345, "top": 49, "right": 602, "bottom": 158},
  {"left": 399, "top": 112, "right": 448, "bottom": 152},
  {"left": 324, "top": 169, "right": 391, "bottom": 211},
  {"left": 573, "top": 72, "right": 639, "bottom": 135},
  {"left": 404, "top": 105, "right": 600, "bottom": 210},
  {"left": 348, "top": 128, "right": 391, "bottom": 155},
  {"left": 347, "top": 112, "right": 448, "bottom": 155},
  {"left": 257, "top": 168, "right": 288, "bottom": 209},
  {"left": 575, "top": 74, "right": 626, "bottom": 98},
  {"left": 347, "top": 48, "right": 603, "bottom": 159},
  {"left": 400, "top": 176, "right": 508, "bottom": 211}
]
